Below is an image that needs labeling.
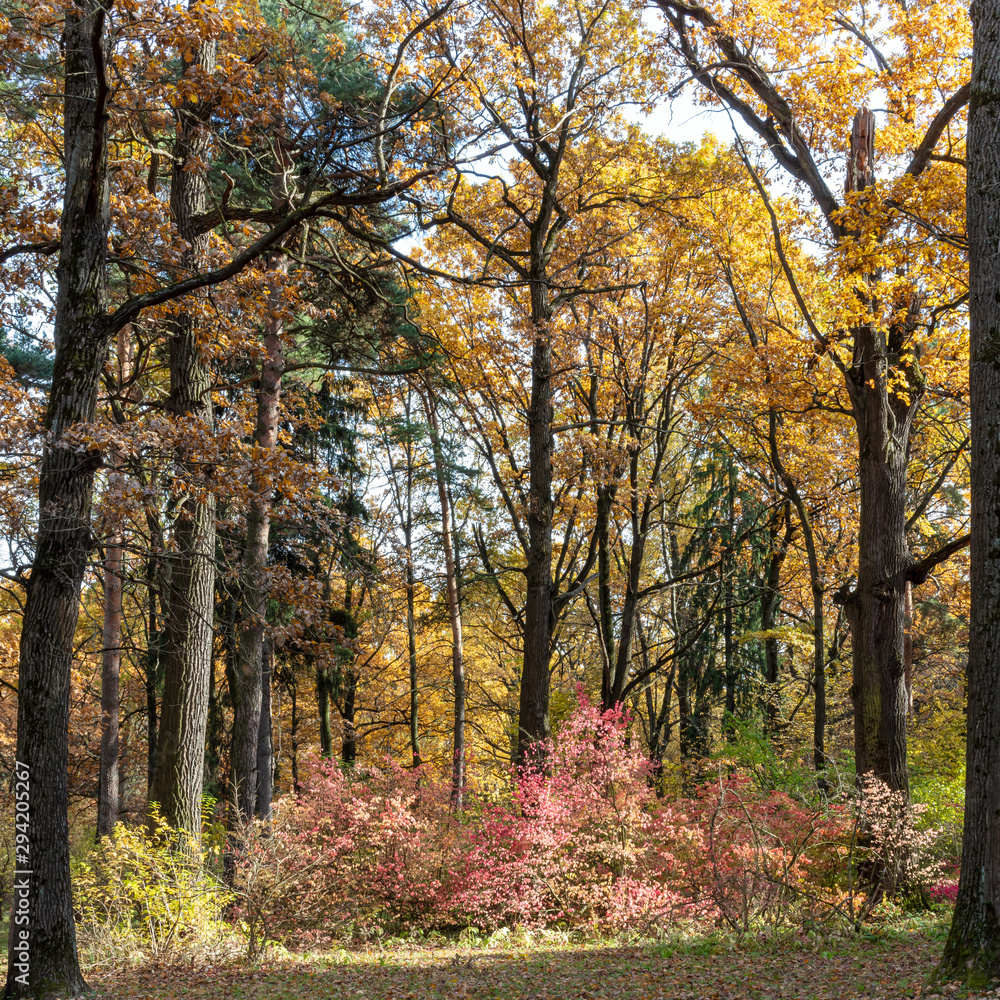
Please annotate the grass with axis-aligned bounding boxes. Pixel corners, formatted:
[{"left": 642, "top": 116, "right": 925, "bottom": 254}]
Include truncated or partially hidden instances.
[{"left": 82, "top": 911, "right": 1000, "bottom": 1000}]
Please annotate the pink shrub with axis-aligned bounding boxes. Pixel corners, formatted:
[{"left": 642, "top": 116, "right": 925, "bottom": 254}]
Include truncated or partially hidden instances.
[
  {"left": 235, "top": 695, "right": 867, "bottom": 945},
  {"left": 655, "top": 776, "right": 851, "bottom": 931},
  {"left": 928, "top": 881, "right": 959, "bottom": 905}
]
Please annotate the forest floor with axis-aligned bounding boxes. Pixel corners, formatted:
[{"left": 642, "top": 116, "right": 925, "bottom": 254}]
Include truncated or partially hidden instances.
[{"left": 84, "top": 912, "right": 1000, "bottom": 1000}]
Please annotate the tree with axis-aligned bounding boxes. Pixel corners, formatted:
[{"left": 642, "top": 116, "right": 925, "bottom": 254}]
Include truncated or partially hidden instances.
[
  {"left": 420, "top": 381, "right": 466, "bottom": 808},
  {"left": 1, "top": 0, "right": 448, "bottom": 988},
  {"left": 938, "top": 0, "right": 1000, "bottom": 983},
  {"left": 148, "top": 4, "right": 220, "bottom": 845},
  {"left": 655, "top": 0, "right": 971, "bottom": 791},
  {"left": 389, "top": 0, "right": 657, "bottom": 762}
]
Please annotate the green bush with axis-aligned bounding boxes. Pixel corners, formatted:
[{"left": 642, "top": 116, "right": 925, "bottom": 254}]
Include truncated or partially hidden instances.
[{"left": 73, "top": 808, "right": 237, "bottom": 970}]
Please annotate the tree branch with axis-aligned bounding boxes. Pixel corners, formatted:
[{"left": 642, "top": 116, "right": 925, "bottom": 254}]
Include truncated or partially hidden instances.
[{"left": 907, "top": 533, "right": 970, "bottom": 584}]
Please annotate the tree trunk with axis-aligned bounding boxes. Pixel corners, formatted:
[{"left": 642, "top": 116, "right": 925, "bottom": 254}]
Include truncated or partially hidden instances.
[
  {"left": 723, "top": 470, "right": 736, "bottom": 735},
  {"left": 517, "top": 276, "right": 554, "bottom": 763},
  {"left": 406, "top": 557, "right": 421, "bottom": 767},
  {"left": 149, "top": 25, "right": 219, "bottom": 843},
  {"left": 404, "top": 407, "right": 422, "bottom": 767},
  {"left": 316, "top": 665, "right": 335, "bottom": 757},
  {"left": 596, "top": 488, "right": 616, "bottom": 708},
  {"left": 341, "top": 673, "right": 357, "bottom": 763},
  {"left": 256, "top": 640, "right": 274, "bottom": 823},
  {"left": 834, "top": 110, "right": 921, "bottom": 795},
  {"left": 423, "top": 388, "right": 466, "bottom": 810},
  {"left": 4, "top": 3, "right": 112, "bottom": 993},
  {"left": 761, "top": 502, "right": 793, "bottom": 731},
  {"left": 145, "top": 553, "right": 160, "bottom": 797},
  {"left": 938, "top": 3, "right": 1000, "bottom": 982},
  {"left": 97, "top": 454, "right": 123, "bottom": 841},
  {"left": 231, "top": 258, "right": 285, "bottom": 826},
  {"left": 841, "top": 382, "right": 912, "bottom": 791}
]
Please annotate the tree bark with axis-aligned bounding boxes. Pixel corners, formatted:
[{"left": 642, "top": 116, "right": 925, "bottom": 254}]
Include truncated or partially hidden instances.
[
  {"left": 230, "top": 258, "right": 285, "bottom": 826},
  {"left": 4, "top": 2, "right": 111, "bottom": 993},
  {"left": 256, "top": 639, "right": 274, "bottom": 822},
  {"left": 761, "top": 501, "right": 793, "bottom": 731},
  {"left": 518, "top": 276, "right": 554, "bottom": 763},
  {"left": 826, "top": 111, "right": 921, "bottom": 794},
  {"left": 938, "top": 0, "right": 1000, "bottom": 982},
  {"left": 97, "top": 453, "right": 123, "bottom": 841},
  {"left": 149, "top": 24, "right": 219, "bottom": 843},
  {"left": 422, "top": 388, "right": 466, "bottom": 810},
  {"left": 145, "top": 551, "right": 160, "bottom": 796},
  {"left": 316, "top": 664, "right": 335, "bottom": 757}
]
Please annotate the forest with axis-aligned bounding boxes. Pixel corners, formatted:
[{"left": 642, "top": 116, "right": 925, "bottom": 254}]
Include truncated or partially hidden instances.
[{"left": 0, "top": 0, "right": 997, "bottom": 997}]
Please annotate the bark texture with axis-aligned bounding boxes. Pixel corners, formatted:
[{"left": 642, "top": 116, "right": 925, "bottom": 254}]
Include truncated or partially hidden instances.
[
  {"left": 149, "top": 25, "right": 219, "bottom": 842},
  {"left": 423, "top": 389, "right": 466, "bottom": 809},
  {"left": 938, "top": 0, "right": 1000, "bottom": 982},
  {"left": 256, "top": 639, "right": 274, "bottom": 822},
  {"left": 97, "top": 457, "right": 123, "bottom": 841},
  {"left": 4, "top": 2, "right": 111, "bottom": 994},
  {"left": 518, "top": 276, "right": 554, "bottom": 762},
  {"left": 231, "top": 259, "right": 285, "bottom": 825}
]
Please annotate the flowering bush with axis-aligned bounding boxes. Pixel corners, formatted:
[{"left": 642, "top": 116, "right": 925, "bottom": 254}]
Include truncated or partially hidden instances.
[{"left": 841, "top": 772, "right": 950, "bottom": 921}]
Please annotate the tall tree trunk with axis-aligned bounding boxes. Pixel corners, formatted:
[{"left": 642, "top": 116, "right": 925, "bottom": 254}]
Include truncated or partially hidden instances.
[
  {"left": 256, "top": 639, "right": 274, "bottom": 823},
  {"left": 231, "top": 258, "right": 285, "bottom": 826},
  {"left": 768, "top": 414, "right": 826, "bottom": 770},
  {"left": 833, "top": 110, "right": 922, "bottom": 794},
  {"left": 149, "top": 24, "right": 219, "bottom": 842},
  {"left": 422, "top": 388, "right": 466, "bottom": 810},
  {"left": 761, "top": 501, "right": 793, "bottom": 731},
  {"left": 596, "top": 488, "right": 615, "bottom": 708},
  {"left": 406, "top": 557, "right": 421, "bottom": 766},
  {"left": 723, "top": 470, "right": 736, "bottom": 735},
  {"left": 145, "top": 546, "right": 161, "bottom": 797},
  {"left": 404, "top": 406, "right": 422, "bottom": 767},
  {"left": 938, "top": 4, "right": 1000, "bottom": 982},
  {"left": 97, "top": 451, "right": 123, "bottom": 841},
  {"left": 4, "top": 2, "right": 112, "bottom": 993},
  {"left": 518, "top": 276, "right": 554, "bottom": 763}
]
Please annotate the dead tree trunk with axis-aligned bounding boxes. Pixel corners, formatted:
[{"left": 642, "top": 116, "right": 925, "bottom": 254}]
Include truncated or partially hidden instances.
[{"left": 834, "top": 110, "right": 920, "bottom": 794}]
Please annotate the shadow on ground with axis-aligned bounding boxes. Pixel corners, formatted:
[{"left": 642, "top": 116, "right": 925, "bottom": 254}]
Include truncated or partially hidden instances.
[{"left": 86, "top": 919, "right": 991, "bottom": 1000}]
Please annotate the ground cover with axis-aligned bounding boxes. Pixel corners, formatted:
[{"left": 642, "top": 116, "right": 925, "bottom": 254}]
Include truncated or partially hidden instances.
[{"left": 87, "top": 913, "right": 999, "bottom": 1000}]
